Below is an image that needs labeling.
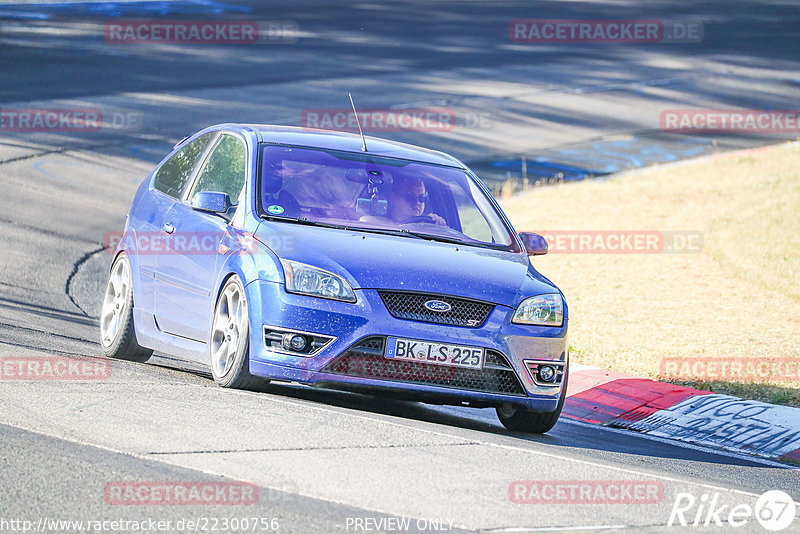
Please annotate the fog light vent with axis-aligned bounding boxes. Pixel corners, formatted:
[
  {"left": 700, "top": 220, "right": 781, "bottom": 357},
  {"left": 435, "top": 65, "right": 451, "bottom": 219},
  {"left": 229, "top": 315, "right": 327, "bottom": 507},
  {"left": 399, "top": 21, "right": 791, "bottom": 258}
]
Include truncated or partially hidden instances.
[
  {"left": 523, "top": 360, "right": 565, "bottom": 387},
  {"left": 264, "top": 326, "right": 335, "bottom": 357}
]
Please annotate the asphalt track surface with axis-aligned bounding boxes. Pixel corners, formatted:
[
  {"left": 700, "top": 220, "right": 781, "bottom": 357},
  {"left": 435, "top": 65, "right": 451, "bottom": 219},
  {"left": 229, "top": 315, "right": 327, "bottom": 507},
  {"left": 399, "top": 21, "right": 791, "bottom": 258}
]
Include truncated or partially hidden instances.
[{"left": 1, "top": 1, "right": 799, "bottom": 533}]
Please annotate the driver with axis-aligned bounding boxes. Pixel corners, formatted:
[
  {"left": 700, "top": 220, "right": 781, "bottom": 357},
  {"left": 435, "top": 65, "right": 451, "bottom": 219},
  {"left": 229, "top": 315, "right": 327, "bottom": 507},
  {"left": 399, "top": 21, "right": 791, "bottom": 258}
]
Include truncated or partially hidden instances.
[{"left": 386, "top": 176, "right": 446, "bottom": 226}]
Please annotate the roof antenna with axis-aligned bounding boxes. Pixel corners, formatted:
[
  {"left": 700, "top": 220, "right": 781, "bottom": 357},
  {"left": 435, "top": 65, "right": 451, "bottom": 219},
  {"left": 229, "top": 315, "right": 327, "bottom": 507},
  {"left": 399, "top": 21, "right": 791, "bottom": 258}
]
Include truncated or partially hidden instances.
[{"left": 348, "top": 92, "right": 368, "bottom": 152}]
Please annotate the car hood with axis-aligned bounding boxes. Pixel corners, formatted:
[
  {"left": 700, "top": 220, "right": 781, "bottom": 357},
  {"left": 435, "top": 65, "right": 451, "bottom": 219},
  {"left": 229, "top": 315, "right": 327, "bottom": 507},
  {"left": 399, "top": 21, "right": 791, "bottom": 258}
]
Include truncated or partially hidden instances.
[{"left": 254, "top": 221, "right": 559, "bottom": 307}]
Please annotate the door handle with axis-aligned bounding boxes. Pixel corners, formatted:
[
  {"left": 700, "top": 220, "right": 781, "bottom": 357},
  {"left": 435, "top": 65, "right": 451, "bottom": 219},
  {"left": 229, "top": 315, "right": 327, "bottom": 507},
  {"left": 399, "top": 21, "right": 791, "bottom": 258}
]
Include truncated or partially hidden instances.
[{"left": 162, "top": 223, "right": 175, "bottom": 234}]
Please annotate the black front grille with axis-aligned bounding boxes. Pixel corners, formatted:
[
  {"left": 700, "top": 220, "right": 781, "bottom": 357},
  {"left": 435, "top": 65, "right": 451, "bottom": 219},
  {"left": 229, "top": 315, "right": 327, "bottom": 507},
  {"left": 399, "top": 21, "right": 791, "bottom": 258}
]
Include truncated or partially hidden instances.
[
  {"left": 378, "top": 291, "right": 494, "bottom": 328},
  {"left": 321, "top": 337, "right": 526, "bottom": 396}
]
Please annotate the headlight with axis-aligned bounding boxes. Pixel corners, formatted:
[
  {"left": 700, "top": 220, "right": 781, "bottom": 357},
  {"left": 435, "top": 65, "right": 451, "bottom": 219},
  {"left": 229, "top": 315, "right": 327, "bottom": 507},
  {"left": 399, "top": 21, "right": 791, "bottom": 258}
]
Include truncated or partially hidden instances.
[
  {"left": 280, "top": 259, "right": 356, "bottom": 303},
  {"left": 512, "top": 294, "right": 563, "bottom": 326}
]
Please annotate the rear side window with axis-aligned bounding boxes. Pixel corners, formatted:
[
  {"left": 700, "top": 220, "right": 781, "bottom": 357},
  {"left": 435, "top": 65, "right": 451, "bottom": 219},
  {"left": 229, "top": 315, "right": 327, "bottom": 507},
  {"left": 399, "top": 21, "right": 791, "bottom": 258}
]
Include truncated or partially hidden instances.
[
  {"left": 154, "top": 133, "right": 215, "bottom": 198},
  {"left": 191, "top": 134, "right": 247, "bottom": 203}
]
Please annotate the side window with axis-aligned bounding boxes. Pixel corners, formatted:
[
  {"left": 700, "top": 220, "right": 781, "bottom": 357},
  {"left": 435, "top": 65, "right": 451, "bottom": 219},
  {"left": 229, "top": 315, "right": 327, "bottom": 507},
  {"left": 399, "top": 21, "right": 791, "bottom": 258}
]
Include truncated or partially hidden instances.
[
  {"left": 191, "top": 134, "right": 247, "bottom": 203},
  {"left": 450, "top": 181, "right": 494, "bottom": 243},
  {"left": 154, "top": 133, "right": 215, "bottom": 198}
]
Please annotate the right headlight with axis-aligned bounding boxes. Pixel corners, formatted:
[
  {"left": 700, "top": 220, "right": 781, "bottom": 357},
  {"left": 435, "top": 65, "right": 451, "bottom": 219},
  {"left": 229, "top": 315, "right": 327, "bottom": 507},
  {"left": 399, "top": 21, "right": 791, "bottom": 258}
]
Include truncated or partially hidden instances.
[
  {"left": 512, "top": 294, "right": 563, "bottom": 326},
  {"left": 280, "top": 259, "right": 357, "bottom": 303}
]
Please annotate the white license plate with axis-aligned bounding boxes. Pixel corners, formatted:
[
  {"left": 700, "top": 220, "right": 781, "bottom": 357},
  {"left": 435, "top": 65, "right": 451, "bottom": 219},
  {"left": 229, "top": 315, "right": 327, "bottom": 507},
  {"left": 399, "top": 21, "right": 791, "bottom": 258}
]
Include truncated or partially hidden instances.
[{"left": 384, "top": 337, "right": 484, "bottom": 370}]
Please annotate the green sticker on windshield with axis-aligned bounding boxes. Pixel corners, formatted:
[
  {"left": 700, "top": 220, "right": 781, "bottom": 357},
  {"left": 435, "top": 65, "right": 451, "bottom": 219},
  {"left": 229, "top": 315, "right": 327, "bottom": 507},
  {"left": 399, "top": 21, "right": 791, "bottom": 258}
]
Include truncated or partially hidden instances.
[{"left": 267, "top": 205, "right": 285, "bottom": 215}]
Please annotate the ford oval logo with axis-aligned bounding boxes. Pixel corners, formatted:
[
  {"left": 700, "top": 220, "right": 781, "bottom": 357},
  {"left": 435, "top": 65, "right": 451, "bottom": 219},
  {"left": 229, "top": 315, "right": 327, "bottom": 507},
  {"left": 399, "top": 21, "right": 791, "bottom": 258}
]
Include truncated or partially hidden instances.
[{"left": 424, "top": 300, "right": 452, "bottom": 313}]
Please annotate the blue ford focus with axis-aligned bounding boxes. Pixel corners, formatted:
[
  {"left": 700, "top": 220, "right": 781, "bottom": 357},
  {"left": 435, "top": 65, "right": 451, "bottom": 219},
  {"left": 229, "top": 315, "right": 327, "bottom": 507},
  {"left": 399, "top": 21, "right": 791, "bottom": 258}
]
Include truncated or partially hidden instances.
[{"left": 101, "top": 124, "right": 569, "bottom": 433}]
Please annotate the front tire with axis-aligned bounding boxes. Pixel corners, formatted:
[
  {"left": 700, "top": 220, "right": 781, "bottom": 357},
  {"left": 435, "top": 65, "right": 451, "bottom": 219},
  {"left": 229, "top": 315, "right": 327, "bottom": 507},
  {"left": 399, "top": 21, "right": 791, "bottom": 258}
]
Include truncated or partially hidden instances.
[
  {"left": 209, "top": 275, "right": 262, "bottom": 390},
  {"left": 496, "top": 361, "right": 569, "bottom": 434},
  {"left": 100, "top": 253, "right": 153, "bottom": 363}
]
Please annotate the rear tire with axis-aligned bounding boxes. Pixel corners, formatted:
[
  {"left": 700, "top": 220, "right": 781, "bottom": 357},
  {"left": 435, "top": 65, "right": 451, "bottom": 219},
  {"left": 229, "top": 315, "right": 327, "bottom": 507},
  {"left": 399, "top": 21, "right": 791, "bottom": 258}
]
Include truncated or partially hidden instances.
[
  {"left": 496, "top": 361, "right": 569, "bottom": 434},
  {"left": 209, "top": 275, "right": 263, "bottom": 390},
  {"left": 100, "top": 253, "right": 153, "bottom": 363}
]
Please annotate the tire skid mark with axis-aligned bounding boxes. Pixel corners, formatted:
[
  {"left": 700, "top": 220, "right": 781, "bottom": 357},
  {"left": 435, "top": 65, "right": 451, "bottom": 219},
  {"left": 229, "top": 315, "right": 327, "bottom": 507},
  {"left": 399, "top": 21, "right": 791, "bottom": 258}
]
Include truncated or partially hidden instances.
[
  {"left": 65, "top": 245, "right": 106, "bottom": 318},
  {"left": 0, "top": 216, "right": 99, "bottom": 245},
  {"left": 0, "top": 295, "right": 97, "bottom": 327},
  {"left": 0, "top": 321, "right": 96, "bottom": 345},
  {"left": 0, "top": 339, "right": 95, "bottom": 357}
]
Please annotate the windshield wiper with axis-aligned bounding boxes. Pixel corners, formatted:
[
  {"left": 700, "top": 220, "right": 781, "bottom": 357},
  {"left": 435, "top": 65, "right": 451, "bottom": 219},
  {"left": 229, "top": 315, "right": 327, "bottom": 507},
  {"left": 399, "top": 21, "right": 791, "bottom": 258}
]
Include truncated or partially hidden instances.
[
  {"left": 399, "top": 230, "right": 466, "bottom": 245},
  {"left": 293, "top": 217, "right": 348, "bottom": 230},
  {"left": 296, "top": 218, "right": 421, "bottom": 239},
  {"left": 261, "top": 215, "right": 422, "bottom": 239},
  {"left": 401, "top": 230, "right": 509, "bottom": 250}
]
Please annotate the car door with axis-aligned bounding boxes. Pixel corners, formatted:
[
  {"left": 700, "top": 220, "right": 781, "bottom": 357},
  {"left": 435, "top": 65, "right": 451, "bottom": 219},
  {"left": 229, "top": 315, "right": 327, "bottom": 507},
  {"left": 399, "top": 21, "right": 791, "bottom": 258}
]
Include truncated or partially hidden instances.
[
  {"left": 153, "top": 133, "right": 248, "bottom": 342},
  {"left": 129, "top": 132, "right": 216, "bottom": 315}
]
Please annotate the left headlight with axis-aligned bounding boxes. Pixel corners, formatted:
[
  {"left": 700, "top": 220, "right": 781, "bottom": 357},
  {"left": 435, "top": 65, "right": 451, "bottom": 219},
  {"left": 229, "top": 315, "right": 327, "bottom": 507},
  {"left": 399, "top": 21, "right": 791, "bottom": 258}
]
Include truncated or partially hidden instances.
[
  {"left": 512, "top": 294, "right": 563, "bottom": 326},
  {"left": 280, "top": 259, "right": 357, "bottom": 303}
]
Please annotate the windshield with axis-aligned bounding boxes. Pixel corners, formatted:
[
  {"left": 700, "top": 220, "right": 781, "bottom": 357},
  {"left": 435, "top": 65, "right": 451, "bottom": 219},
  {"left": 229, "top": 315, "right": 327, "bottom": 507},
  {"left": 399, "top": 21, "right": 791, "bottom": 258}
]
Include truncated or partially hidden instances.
[{"left": 258, "top": 145, "right": 515, "bottom": 249}]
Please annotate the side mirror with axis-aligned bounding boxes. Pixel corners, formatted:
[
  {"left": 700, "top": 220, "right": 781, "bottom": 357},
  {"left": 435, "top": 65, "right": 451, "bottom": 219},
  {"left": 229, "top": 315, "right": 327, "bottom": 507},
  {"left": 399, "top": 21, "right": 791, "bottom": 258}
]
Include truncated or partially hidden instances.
[
  {"left": 191, "top": 191, "right": 233, "bottom": 215},
  {"left": 518, "top": 232, "right": 548, "bottom": 256}
]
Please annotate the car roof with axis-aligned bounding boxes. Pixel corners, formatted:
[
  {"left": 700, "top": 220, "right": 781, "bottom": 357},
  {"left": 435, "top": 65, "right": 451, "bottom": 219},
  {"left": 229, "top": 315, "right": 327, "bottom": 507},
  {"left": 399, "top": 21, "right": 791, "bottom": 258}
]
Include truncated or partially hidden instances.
[{"left": 225, "top": 124, "right": 464, "bottom": 168}]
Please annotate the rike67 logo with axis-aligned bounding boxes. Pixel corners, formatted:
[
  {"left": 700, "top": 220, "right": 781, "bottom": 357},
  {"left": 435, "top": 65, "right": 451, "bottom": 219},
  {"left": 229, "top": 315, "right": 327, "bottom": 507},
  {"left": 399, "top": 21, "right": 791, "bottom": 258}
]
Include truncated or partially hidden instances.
[{"left": 669, "top": 490, "right": 797, "bottom": 531}]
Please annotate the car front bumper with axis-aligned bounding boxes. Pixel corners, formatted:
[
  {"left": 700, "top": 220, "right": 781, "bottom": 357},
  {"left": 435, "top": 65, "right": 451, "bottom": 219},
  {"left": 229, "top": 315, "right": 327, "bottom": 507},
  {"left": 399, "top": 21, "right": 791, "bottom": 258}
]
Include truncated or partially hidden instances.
[{"left": 245, "top": 280, "right": 568, "bottom": 411}]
